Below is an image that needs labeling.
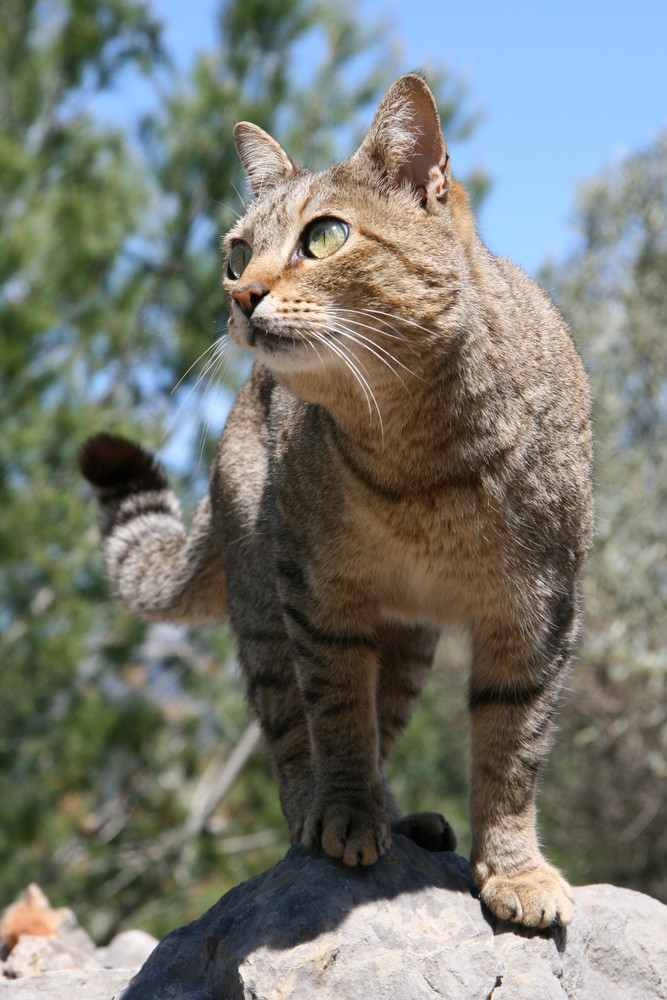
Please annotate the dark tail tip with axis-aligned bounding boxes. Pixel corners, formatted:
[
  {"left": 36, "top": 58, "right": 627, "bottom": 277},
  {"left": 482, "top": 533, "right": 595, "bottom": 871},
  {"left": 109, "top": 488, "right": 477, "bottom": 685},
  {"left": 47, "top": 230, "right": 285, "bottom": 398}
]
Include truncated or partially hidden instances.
[{"left": 78, "top": 433, "right": 169, "bottom": 492}]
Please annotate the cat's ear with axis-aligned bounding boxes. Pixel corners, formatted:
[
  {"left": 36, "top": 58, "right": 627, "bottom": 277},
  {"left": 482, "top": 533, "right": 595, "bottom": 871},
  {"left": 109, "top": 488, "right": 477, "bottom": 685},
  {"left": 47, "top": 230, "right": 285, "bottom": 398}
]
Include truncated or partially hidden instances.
[
  {"left": 234, "top": 122, "right": 298, "bottom": 197},
  {"left": 352, "top": 74, "right": 450, "bottom": 209}
]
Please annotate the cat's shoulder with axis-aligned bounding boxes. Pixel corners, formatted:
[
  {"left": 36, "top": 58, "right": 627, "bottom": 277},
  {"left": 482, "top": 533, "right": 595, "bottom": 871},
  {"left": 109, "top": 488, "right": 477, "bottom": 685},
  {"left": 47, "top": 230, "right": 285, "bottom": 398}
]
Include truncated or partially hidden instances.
[{"left": 492, "top": 255, "right": 561, "bottom": 317}]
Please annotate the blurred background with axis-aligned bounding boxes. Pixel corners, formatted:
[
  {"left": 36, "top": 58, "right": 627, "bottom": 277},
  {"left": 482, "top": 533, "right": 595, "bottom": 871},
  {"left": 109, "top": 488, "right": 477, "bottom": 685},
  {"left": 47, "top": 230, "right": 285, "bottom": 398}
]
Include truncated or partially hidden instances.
[{"left": 0, "top": 0, "right": 665, "bottom": 942}]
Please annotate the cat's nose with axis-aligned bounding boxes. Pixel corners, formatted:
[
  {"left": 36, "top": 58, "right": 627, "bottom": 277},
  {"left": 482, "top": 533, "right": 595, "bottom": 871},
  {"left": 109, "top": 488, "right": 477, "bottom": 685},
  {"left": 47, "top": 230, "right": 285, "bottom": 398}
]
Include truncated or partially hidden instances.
[{"left": 232, "top": 283, "right": 269, "bottom": 318}]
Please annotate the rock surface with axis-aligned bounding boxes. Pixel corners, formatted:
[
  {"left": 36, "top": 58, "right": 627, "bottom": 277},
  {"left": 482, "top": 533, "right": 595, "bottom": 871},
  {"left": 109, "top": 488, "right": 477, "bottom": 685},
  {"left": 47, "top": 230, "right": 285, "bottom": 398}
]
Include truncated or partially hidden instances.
[
  {"left": 120, "top": 836, "right": 667, "bottom": 1000},
  {"left": 2, "top": 843, "right": 666, "bottom": 999},
  {"left": 0, "top": 884, "right": 157, "bottom": 999},
  {"left": 0, "top": 970, "right": 134, "bottom": 999}
]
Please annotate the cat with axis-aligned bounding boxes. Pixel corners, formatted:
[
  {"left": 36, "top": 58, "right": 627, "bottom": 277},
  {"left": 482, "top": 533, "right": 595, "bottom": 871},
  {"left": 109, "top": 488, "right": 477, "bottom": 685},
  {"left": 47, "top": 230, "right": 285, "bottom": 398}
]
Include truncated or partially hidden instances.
[{"left": 79, "top": 74, "right": 594, "bottom": 928}]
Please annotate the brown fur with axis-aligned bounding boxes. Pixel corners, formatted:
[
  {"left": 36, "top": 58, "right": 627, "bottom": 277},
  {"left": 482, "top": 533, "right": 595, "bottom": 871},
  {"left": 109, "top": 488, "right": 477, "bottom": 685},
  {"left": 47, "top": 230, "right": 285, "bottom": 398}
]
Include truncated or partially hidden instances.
[{"left": 80, "top": 75, "right": 593, "bottom": 927}]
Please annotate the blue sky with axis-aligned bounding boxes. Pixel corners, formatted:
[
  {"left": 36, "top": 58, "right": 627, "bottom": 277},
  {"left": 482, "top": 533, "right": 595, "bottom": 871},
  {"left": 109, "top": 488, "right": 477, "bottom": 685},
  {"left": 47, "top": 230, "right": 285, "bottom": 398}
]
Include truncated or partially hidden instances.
[
  {"left": 376, "top": 0, "right": 667, "bottom": 274},
  {"left": 110, "top": 0, "right": 667, "bottom": 278}
]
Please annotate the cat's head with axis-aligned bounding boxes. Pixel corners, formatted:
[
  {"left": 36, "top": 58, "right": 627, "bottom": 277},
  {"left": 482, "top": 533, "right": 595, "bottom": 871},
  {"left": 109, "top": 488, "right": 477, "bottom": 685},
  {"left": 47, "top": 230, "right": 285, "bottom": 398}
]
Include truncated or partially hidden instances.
[{"left": 222, "top": 74, "right": 473, "bottom": 403}]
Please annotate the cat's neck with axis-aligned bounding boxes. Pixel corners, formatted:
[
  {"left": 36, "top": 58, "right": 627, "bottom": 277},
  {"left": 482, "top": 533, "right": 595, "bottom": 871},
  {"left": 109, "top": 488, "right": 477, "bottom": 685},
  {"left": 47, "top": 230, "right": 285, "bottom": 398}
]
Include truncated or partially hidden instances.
[
  {"left": 279, "top": 361, "right": 424, "bottom": 447},
  {"left": 276, "top": 340, "right": 477, "bottom": 489}
]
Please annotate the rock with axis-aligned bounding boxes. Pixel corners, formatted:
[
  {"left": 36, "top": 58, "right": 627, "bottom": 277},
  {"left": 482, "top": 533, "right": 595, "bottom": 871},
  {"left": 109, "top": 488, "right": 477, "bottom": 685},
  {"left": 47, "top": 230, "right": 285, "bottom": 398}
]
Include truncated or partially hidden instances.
[
  {"left": 1, "top": 934, "right": 101, "bottom": 979},
  {"left": 0, "top": 969, "right": 133, "bottom": 998},
  {"left": 2, "top": 846, "right": 665, "bottom": 999},
  {"left": 0, "top": 884, "right": 158, "bottom": 999},
  {"left": 120, "top": 837, "right": 667, "bottom": 1000},
  {"left": 96, "top": 929, "right": 158, "bottom": 970}
]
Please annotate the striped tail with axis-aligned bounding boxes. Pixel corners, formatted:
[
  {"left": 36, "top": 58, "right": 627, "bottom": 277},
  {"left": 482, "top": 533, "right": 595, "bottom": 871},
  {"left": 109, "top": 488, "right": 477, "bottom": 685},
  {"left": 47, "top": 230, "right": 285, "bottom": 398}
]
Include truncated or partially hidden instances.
[{"left": 79, "top": 433, "right": 226, "bottom": 625}]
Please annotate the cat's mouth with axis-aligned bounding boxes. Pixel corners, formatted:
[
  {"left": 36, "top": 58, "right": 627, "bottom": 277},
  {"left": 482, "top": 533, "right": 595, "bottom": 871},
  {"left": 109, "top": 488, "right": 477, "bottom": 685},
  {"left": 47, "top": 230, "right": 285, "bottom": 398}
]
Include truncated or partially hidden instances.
[
  {"left": 233, "top": 315, "right": 322, "bottom": 374},
  {"left": 247, "top": 321, "right": 304, "bottom": 357},
  {"left": 249, "top": 327, "right": 290, "bottom": 351}
]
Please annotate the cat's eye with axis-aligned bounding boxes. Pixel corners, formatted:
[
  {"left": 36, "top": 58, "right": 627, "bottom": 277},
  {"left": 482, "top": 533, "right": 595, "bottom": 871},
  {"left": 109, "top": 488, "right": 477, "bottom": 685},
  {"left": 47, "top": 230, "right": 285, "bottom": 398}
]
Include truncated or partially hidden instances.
[
  {"left": 227, "top": 240, "right": 252, "bottom": 279},
  {"left": 303, "top": 218, "right": 349, "bottom": 260}
]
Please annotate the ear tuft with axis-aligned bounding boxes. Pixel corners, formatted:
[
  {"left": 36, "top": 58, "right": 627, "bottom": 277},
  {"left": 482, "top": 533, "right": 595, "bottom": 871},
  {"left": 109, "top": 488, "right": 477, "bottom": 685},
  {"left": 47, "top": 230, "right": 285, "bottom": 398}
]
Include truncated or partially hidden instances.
[
  {"left": 352, "top": 74, "right": 450, "bottom": 209},
  {"left": 234, "top": 122, "right": 298, "bottom": 197}
]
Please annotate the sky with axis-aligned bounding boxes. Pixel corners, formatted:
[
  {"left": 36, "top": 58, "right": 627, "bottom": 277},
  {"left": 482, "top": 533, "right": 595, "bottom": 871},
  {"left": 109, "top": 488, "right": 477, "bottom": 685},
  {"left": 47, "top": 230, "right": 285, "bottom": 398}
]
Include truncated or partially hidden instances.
[{"left": 105, "top": 0, "right": 667, "bottom": 279}]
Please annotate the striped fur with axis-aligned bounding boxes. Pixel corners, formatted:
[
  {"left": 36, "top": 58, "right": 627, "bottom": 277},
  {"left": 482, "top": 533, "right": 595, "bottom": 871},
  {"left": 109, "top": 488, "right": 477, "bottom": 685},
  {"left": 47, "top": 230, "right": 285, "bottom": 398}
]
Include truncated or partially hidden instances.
[
  {"left": 80, "top": 75, "right": 593, "bottom": 927},
  {"left": 79, "top": 434, "right": 226, "bottom": 624}
]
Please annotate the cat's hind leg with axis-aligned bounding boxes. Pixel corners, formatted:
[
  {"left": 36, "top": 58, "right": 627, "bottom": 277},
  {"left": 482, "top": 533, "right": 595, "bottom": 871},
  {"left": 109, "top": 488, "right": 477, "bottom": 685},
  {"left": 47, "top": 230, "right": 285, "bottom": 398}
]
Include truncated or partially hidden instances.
[{"left": 392, "top": 812, "right": 457, "bottom": 852}]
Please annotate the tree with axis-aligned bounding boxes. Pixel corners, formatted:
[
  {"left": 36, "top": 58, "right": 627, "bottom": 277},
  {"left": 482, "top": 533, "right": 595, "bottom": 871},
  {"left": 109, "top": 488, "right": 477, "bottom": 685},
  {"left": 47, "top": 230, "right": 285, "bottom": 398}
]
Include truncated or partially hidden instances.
[
  {"left": 0, "top": 0, "right": 167, "bottom": 940},
  {"left": 538, "top": 133, "right": 667, "bottom": 902},
  {"left": 0, "top": 0, "right": 485, "bottom": 939}
]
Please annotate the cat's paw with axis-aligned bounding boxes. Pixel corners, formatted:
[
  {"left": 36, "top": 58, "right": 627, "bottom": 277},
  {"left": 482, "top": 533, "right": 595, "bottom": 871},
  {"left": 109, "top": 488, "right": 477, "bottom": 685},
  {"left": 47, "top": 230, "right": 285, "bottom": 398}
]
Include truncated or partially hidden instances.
[
  {"left": 475, "top": 861, "right": 574, "bottom": 927},
  {"left": 303, "top": 798, "right": 390, "bottom": 867},
  {"left": 392, "top": 812, "right": 457, "bottom": 852}
]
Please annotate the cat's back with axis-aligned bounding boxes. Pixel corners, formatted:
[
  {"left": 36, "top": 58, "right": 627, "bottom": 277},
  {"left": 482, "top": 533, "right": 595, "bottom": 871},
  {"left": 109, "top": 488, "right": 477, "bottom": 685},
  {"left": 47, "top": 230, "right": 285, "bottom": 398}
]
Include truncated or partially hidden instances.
[
  {"left": 462, "top": 246, "right": 592, "bottom": 470},
  {"left": 460, "top": 249, "right": 594, "bottom": 566},
  {"left": 491, "top": 254, "right": 588, "bottom": 395}
]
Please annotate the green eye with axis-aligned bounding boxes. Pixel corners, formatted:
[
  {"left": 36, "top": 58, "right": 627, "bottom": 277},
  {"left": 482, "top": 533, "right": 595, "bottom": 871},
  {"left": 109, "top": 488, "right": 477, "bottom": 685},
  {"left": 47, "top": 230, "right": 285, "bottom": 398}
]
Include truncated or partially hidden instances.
[
  {"left": 227, "top": 240, "right": 252, "bottom": 279},
  {"left": 304, "top": 218, "right": 349, "bottom": 259}
]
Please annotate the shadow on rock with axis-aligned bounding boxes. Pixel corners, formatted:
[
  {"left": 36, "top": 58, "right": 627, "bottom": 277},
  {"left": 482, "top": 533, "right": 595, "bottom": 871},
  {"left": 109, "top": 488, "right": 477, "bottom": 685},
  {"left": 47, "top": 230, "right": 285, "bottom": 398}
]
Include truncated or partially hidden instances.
[
  {"left": 121, "top": 837, "right": 667, "bottom": 1000},
  {"left": 122, "top": 837, "right": 485, "bottom": 999}
]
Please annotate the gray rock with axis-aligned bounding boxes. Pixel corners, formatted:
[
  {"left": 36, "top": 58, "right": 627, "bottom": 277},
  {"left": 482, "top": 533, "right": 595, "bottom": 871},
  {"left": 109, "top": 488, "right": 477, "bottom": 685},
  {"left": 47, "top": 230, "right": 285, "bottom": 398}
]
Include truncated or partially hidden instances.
[
  {"left": 119, "top": 837, "right": 667, "bottom": 1000},
  {"left": 97, "top": 930, "right": 159, "bottom": 970},
  {"left": 0, "top": 969, "right": 133, "bottom": 998},
  {"left": 1, "top": 934, "right": 101, "bottom": 979},
  {"left": 0, "top": 884, "right": 158, "bottom": 998}
]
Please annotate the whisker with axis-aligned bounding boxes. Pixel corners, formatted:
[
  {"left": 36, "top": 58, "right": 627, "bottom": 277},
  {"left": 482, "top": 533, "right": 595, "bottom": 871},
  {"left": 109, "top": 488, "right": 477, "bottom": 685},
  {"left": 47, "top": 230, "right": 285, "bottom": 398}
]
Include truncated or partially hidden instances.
[
  {"left": 194, "top": 339, "right": 229, "bottom": 390},
  {"left": 353, "top": 307, "right": 438, "bottom": 339},
  {"left": 308, "top": 316, "right": 418, "bottom": 401},
  {"left": 309, "top": 330, "right": 373, "bottom": 414},
  {"left": 309, "top": 330, "right": 372, "bottom": 405},
  {"left": 163, "top": 335, "right": 230, "bottom": 446},
  {"left": 328, "top": 308, "right": 425, "bottom": 371},
  {"left": 198, "top": 376, "right": 225, "bottom": 462},
  {"left": 303, "top": 330, "right": 327, "bottom": 372},
  {"left": 308, "top": 327, "right": 384, "bottom": 441},
  {"left": 171, "top": 339, "right": 222, "bottom": 395},
  {"left": 327, "top": 327, "right": 412, "bottom": 392},
  {"left": 199, "top": 341, "right": 230, "bottom": 410},
  {"left": 330, "top": 307, "right": 411, "bottom": 342},
  {"left": 231, "top": 182, "right": 249, "bottom": 213},
  {"left": 215, "top": 200, "right": 243, "bottom": 221},
  {"left": 196, "top": 339, "right": 235, "bottom": 459},
  {"left": 325, "top": 321, "right": 419, "bottom": 385}
]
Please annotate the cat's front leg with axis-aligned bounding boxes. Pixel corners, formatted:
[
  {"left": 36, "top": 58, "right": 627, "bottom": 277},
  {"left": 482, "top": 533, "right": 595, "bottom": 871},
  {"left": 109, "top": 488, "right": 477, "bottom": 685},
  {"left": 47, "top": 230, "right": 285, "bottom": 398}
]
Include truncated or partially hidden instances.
[
  {"left": 469, "top": 599, "right": 577, "bottom": 927},
  {"left": 284, "top": 602, "right": 389, "bottom": 866}
]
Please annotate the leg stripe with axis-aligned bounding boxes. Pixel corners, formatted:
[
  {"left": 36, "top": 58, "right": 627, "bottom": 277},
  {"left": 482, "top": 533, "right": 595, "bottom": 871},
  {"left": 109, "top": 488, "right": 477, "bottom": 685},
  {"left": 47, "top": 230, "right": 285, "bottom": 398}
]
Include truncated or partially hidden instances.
[{"left": 283, "top": 602, "right": 374, "bottom": 650}]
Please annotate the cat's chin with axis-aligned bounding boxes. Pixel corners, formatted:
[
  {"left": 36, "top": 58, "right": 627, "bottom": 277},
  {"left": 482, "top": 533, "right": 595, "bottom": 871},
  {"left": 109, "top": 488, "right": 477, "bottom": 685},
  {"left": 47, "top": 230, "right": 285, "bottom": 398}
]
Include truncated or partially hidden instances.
[
  {"left": 229, "top": 321, "right": 319, "bottom": 374},
  {"left": 251, "top": 332, "right": 325, "bottom": 375},
  {"left": 255, "top": 344, "right": 325, "bottom": 375}
]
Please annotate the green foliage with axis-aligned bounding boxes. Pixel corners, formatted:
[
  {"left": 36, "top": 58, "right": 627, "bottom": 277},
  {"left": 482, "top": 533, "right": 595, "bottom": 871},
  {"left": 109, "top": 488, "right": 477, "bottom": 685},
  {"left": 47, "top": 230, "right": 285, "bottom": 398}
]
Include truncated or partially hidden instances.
[
  {"left": 3, "top": 0, "right": 664, "bottom": 943},
  {"left": 0, "top": 0, "right": 486, "bottom": 940},
  {"left": 0, "top": 0, "right": 170, "bottom": 940},
  {"left": 539, "top": 133, "right": 667, "bottom": 901},
  {"left": 387, "top": 629, "right": 472, "bottom": 858}
]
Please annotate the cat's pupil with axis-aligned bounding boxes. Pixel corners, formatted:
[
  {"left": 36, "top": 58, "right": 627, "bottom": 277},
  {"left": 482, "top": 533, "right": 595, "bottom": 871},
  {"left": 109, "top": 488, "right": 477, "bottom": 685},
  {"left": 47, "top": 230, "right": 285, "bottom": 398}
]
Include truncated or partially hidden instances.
[
  {"left": 304, "top": 218, "right": 348, "bottom": 259},
  {"left": 228, "top": 240, "right": 252, "bottom": 280}
]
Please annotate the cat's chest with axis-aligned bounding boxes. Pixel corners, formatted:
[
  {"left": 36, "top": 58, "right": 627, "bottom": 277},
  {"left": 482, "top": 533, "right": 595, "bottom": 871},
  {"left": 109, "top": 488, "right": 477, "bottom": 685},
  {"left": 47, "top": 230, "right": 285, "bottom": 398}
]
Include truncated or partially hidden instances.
[
  {"left": 356, "top": 484, "right": 494, "bottom": 622},
  {"left": 272, "top": 429, "right": 496, "bottom": 623}
]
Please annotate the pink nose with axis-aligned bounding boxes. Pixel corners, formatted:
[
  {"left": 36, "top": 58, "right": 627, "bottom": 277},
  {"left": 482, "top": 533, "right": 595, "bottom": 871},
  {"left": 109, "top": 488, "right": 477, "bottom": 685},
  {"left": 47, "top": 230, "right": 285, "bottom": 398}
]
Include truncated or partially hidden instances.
[{"left": 232, "top": 283, "right": 269, "bottom": 317}]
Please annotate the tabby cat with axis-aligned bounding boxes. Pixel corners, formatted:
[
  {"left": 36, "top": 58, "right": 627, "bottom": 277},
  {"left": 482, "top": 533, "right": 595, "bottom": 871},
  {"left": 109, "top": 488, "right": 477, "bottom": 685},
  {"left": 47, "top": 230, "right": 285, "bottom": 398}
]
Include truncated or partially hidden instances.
[{"left": 79, "top": 74, "right": 594, "bottom": 927}]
